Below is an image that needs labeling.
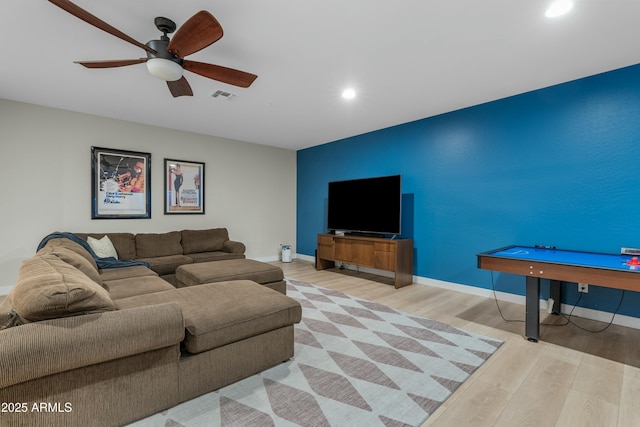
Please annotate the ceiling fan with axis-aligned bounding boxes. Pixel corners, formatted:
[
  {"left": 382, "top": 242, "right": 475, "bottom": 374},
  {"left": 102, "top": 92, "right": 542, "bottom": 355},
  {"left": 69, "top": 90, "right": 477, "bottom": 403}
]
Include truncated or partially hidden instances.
[{"left": 48, "top": 0, "right": 258, "bottom": 97}]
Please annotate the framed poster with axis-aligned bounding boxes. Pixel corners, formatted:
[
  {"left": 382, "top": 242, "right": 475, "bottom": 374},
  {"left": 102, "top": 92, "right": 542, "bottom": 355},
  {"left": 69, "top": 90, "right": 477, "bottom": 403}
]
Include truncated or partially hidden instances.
[
  {"left": 91, "top": 147, "right": 151, "bottom": 219},
  {"left": 164, "top": 159, "right": 205, "bottom": 214}
]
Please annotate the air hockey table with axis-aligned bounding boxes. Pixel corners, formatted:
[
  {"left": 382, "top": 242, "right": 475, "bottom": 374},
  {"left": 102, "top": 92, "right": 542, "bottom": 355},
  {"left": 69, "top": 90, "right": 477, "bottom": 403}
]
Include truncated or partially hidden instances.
[{"left": 477, "top": 245, "right": 640, "bottom": 342}]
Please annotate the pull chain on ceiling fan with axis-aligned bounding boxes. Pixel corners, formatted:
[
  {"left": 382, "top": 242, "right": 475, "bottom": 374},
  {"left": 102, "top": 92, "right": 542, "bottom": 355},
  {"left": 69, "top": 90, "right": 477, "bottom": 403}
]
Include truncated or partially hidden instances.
[{"left": 48, "top": 0, "right": 257, "bottom": 97}]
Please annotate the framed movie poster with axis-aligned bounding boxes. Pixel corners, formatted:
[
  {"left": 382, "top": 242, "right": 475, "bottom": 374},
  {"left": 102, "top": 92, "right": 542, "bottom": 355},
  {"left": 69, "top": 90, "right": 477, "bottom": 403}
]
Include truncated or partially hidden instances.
[
  {"left": 91, "top": 147, "right": 151, "bottom": 219},
  {"left": 164, "top": 159, "right": 205, "bottom": 214}
]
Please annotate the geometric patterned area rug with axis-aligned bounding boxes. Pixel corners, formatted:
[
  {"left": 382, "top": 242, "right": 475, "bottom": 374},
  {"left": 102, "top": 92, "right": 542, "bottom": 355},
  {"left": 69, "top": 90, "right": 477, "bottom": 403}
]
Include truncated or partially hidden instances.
[{"left": 128, "top": 278, "right": 503, "bottom": 427}]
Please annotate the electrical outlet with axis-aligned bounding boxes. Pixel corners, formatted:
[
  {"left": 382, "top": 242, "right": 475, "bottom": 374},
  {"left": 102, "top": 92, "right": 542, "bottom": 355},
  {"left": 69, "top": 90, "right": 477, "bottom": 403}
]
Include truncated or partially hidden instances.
[{"left": 578, "top": 283, "right": 588, "bottom": 293}]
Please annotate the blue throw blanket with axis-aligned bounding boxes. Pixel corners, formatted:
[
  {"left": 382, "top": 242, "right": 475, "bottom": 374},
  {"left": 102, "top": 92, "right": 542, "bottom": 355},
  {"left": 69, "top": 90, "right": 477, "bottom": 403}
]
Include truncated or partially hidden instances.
[{"left": 37, "top": 232, "right": 150, "bottom": 269}]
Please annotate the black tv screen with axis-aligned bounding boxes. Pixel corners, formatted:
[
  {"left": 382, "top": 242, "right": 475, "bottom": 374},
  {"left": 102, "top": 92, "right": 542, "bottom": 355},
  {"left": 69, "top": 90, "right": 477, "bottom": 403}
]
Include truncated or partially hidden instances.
[{"left": 328, "top": 175, "right": 401, "bottom": 235}]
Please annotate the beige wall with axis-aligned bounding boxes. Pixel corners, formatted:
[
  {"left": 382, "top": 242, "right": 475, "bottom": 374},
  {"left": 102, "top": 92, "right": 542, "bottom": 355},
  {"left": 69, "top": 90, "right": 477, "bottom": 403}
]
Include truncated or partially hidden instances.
[{"left": 0, "top": 99, "right": 296, "bottom": 294}]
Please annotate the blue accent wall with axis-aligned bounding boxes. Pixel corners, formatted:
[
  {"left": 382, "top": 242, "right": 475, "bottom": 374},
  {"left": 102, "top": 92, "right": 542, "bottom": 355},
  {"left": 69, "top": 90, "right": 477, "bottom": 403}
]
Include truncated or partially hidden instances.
[{"left": 297, "top": 63, "right": 640, "bottom": 318}]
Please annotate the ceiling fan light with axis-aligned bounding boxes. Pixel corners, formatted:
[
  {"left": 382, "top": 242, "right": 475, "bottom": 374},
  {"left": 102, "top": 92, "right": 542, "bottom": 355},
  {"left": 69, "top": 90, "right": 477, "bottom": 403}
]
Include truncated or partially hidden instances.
[
  {"left": 545, "top": 0, "right": 573, "bottom": 18},
  {"left": 146, "top": 58, "right": 183, "bottom": 81}
]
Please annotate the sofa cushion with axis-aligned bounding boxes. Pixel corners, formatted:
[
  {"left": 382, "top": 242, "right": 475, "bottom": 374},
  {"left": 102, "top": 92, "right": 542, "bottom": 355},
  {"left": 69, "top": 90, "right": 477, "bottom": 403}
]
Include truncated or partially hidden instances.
[
  {"left": 87, "top": 235, "right": 119, "bottom": 259},
  {"left": 136, "top": 231, "right": 183, "bottom": 258},
  {"left": 115, "top": 280, "right": 302, "bottom": 354},
  {"left": 37, "top": 243, "right": 103, "bottom": 286},
  {"left": 104, "top": 276, "right": 176, "bottom": 300},
  {"left": 76, "top": 233, "right": 137, "bottom": 260},
  {"left": 187, "top": 252, "right": 245, "bottom": 263},
  {"left": 98, "top": 265, "right": 158, "bottom": 282},
  {"left": 9, "top": 254, "right": 115, "bottom": 323},
  {"left": 42, "top": 238, "right": 98, "bottom": 270},
  {"left": 181, "top": 228, "right": 229, "bottom": 254},
  {"left": 137, "top": 255, "right": 193, "bottom": 276}
]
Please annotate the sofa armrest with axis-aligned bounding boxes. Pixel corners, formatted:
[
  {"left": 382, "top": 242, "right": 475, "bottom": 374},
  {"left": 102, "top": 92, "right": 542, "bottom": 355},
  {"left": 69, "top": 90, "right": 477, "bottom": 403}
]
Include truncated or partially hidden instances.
[
  {"left": 223, "top": 240, "right": 246, "bottom": 254},
  {"left": 0, "top": 302, "right": 184, "bottom": 389}
]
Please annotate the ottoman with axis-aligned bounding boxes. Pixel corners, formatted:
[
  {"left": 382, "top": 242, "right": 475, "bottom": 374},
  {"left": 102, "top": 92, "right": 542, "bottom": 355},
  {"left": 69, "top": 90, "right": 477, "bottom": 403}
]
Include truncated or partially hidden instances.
[
  {"left": 115, "top": 280, "right": 303, "bottom": 399},
  {"left": 176, "top": 259, "right": 286, "bottom": 294}
]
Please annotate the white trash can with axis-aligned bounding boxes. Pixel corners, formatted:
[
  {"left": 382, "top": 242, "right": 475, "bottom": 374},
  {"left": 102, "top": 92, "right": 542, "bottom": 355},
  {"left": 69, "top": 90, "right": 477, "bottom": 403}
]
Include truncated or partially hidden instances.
[{"left": 281, "top": 245, "right": 292, "bottom": 263}]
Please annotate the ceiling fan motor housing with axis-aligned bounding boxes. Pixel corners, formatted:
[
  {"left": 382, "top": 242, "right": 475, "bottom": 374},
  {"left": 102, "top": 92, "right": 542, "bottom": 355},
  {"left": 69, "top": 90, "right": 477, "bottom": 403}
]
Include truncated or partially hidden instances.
[
  {"left": 146, "top": 38, "right": 182, "bottom": 63},
  {"left": 145, "top": 38, "right": 184, "bottom": 81}
]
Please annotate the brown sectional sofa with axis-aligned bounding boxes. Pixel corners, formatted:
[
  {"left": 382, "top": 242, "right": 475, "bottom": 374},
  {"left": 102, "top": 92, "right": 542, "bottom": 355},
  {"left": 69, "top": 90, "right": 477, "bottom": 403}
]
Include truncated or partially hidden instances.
[
  {"left": 0, "top": 230, "right": 302, "bottom": 427},
  {"left": 76, "top": 227, "right": 246, "bottom": 286}
]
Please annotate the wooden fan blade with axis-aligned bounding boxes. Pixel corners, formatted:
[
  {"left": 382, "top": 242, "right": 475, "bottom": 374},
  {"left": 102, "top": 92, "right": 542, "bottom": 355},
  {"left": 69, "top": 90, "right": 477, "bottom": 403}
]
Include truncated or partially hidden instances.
[
  {"left": 167, "top": 77, "right": 194, "bottom": 97},
  {"left": 75, "top": 59, "right": 147, "bottom": 68},
  {"left": 48, "top": 0, "right": 155, "bottom": 54},
  {"left": 183, "top": 60, "right": 257, "bottom": 88},
  {"left": 168, "top": 11, "right": 223, "bottom": 58}
]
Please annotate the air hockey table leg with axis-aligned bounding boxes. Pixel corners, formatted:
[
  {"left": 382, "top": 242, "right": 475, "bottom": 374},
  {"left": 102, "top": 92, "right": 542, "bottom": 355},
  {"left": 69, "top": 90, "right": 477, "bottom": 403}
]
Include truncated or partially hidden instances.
[
  {"left": 525, "top": 276, "right": 540, "bottom": 342},
  {"left": 550, "top": 279, "right": 562, "bottom": 314}
]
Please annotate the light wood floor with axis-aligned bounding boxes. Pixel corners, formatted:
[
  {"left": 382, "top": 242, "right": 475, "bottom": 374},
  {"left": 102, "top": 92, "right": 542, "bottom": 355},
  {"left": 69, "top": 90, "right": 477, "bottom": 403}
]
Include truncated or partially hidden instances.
[{"left": 276, "top": 259, "right": 640, "bottom": 427}]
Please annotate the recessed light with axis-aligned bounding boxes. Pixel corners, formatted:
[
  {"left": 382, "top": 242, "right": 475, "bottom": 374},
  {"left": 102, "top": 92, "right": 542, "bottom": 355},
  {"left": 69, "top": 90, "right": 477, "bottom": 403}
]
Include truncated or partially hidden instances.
[
  {"left": 342, "top": 88, "right": 356, "bottom": 100},
  {"left": 545, "top": 0, "right": 573, "bottom": 18}
]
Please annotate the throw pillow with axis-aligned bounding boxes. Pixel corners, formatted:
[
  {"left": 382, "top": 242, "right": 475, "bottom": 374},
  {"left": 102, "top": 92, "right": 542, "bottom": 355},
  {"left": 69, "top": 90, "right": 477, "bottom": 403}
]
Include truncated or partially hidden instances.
[{"left": 88, "top": 235, "right": 119, "bottom": 259}]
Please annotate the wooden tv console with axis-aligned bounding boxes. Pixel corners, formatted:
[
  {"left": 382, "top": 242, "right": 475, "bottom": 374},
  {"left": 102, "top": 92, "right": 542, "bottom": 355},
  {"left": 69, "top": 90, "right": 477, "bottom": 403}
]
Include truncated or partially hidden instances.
[{"left": 316, "top": 233, "right": 414, "bottom": 288}]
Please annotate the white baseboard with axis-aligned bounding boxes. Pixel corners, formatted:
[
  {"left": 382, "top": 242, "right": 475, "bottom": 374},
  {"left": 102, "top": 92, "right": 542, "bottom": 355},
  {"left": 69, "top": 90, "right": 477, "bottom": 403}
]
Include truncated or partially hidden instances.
[
  {"left": 253, "top": 255, "right": 281, "bottom": 263},
  {"left": 296, "top": 256, "right": 640, "bottom": 330},
  {"left": 254, "top": 254, "right": 300, "bottom": 264},
  {"left": 295, "top": 254, "right": 315, "bottom": 263}
]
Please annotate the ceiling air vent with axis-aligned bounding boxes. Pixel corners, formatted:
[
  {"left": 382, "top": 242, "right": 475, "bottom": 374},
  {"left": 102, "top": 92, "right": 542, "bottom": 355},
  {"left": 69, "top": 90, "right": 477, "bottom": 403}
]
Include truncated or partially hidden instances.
[{"left": 211, "top": 90, "right": 237, "bottom": 100}]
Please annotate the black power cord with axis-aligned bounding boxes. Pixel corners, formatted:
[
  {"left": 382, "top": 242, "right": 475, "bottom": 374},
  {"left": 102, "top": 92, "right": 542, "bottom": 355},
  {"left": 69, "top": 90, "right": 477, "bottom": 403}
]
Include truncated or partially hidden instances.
[
  {"left": 490, "top": 271, "right": 626, "bottom": 333},
  {"left": 558, "top": 289, "right": 625, "bottom": 333},
  {"left": 490, "top": 271, "right": 524, "bottom": 324}
]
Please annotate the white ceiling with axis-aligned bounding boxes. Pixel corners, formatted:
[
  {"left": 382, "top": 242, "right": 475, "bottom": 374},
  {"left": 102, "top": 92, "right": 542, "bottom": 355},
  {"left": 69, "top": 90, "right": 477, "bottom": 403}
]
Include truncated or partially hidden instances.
[{"left": 3, "top": 1, "right": 640, "bottom": 150}]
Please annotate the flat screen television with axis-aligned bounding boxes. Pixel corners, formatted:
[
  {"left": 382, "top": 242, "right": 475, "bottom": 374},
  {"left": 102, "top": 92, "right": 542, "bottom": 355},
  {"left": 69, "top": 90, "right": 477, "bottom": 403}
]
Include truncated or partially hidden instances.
[{"left": 327, "top": 174, "right": 401, "bottom": 235}]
